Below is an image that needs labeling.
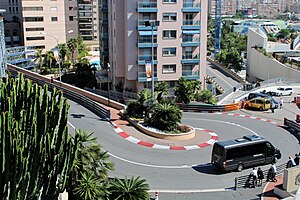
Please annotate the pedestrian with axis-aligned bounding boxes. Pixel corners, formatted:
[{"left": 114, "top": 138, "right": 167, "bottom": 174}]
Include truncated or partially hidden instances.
[
  {"left": 271, "top": 100, "right": 275, "bottom": 113},
  {"left": 294, "top": 153, "right": 300, "bottom": 166},
  {"left": 250, "top": 167, "right": 258, "bottom": 188},
  {"left": 279, "top": 98, "right": 283, "bottom": 109},
  {"left": 286, "top": 156, "right": 296, "bottom": 168},
  {"left": 257, "top": 167, "right": 264, "bottom": 186}
]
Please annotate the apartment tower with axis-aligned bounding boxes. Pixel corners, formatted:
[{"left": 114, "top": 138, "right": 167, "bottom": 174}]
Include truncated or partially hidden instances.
[
  {"left": 103, "top": 0, "right": 208, "bottom": 92},
  {"left": 21, "top": 0, "right": 78, "bottom": 51}
]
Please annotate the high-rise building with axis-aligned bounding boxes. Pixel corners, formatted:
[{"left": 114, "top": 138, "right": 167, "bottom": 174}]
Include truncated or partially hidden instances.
[
  {"left": 78, "top": 0, "right": 100, "bottom": 51},
  {"left": 21, "top": 0, "right": 78, "bottom": 51},
  {"left": 99, "top": 0, "right": 207, "bottom": 92},
  {"left": 0, "top": 0, "right": 23, "bottom": 47}
]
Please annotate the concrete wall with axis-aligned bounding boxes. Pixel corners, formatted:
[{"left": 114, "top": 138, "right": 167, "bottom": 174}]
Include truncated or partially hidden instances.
[
  {"left": 283, "top": 166, "right": 300, "bottom": 192},
  {"left": 248, "top": 48, "right": 300, "bottom": 82}
]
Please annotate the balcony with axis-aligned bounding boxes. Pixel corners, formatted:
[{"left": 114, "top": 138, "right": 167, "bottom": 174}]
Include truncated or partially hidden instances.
[
  {"left": 182, "top": 2, "right": 201, "bottom": 12},
  {"left": 138, "top": 71, "right": 158, "bottom": 82},
  {"left": 181, "top": 54, "right": 200, "bottom": 64},
  {"left": 138, "top": 55, "right": 158, "bottom": 65},
  {"left": 182, "top": 20, "right": 200, "bottom": 30},
  {"left": 182, "top": 70, "right": 199, "bottom": 80},
  {"left": 182, "top": 37, "right": 200, "bottom": 47},
  {"left": 138, "top": 38, "right": 158, "bottom": 48},
  {"left": 137, "top": 20, "right": 158, "bottom": 30},
  {"left": 137, "top": 2, "right": 158, "bottom": 13}
]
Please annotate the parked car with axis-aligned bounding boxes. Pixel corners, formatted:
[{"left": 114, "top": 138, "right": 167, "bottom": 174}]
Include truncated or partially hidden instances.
[
  {"left": 247, "top": 92, "right": 279, "bottom": 108},
  {"left": 276, "top": 87, "right": 294, "bottom": 96},
  {"left": 244, "top": 97, "right": 271, "bottom": 111}
]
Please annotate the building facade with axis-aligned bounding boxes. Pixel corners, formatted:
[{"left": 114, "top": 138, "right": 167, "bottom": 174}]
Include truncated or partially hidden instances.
[
  {"left": 20, "top": 0, "right": 78, "bottom": 51},
  {"left": 102, "top": 0, "right": 207, "bottom": 93}
]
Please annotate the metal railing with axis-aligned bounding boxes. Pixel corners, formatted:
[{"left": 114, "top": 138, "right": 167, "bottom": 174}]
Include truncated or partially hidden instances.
[
  {"left": 234, "top": 163, "right": 286, "bottom": 190},
  {"left": 8, "top": 68, "right": 111, "bottom": 121}
]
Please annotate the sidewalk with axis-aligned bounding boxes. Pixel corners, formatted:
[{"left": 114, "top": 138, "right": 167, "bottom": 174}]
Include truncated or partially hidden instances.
[{"left": 261, "top": 175, "right": 284, "bottom": 200}]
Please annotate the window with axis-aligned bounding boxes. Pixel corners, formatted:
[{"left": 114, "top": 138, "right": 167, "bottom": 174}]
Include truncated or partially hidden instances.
[
  {"left": 50, "top": 7, "right": 58, "bottom": 11},
  {"left": 26, "top": 27, "right": 44, "bottom": 31},
  {"left": 162, "top": 13, "right": 177, "bottom": 21},
  {"left": 163, "top": 30, "right": 176, "bottom": 39},
  {"left": 23, "top": 6, "right": 43, "bottom": 11},
  {"left": 163, "top": 64, "right": 176, "bottom": 73},
  {"left": 163, "top": 0, "right": 176, "bottom": 3},
  {"left": 26, "top": 36, "right": 45, "bottom": 41},
  {"left": 162, "top": 47, "right": 176, "bottom": 56},
  {"left": 69, "top": 16, "right": 75, "bottom": 21},
  {"left": 51, "top": 17, "right": 58, "bottom": 21},
  {"left": 24, "top": 17, "right": 43, "bottom": 22}
]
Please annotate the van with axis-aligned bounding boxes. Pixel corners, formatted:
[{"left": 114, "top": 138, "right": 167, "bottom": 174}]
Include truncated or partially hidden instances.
[
  {"left": 211, "top": 135, "right": 281, "bottom": 172},
  {"left": 244, "top": 97, "right": 271, "bottom": 111}
]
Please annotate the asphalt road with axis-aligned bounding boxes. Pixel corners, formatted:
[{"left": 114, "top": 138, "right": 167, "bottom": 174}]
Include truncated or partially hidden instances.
[{"left": 67, "top": 100, "right": 299, "bottom": 198}]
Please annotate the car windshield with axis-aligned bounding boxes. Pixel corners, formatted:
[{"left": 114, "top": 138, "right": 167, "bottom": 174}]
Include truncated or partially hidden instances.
[{"left": 277, "top": 88, "right": 284, "bottom": 91}]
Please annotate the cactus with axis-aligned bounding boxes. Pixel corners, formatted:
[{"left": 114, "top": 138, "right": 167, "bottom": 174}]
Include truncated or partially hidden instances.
[{"left": 0, "top": 73, "right": 78, "bottom": 200}]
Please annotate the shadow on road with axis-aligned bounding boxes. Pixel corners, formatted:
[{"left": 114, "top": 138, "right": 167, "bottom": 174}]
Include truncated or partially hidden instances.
[
  {"left": 279, "top": 126, "right": 300, "bottom": 144},
  {"left": 71, "top": 113, "right": 85, "bottom": 118},
  {"left": 192, "top": 163, "right": 229, "bottom": 175}
]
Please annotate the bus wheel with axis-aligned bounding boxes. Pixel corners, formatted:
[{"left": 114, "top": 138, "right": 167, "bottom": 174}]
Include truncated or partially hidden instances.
[{"left": 237, "top": 163, "right": 244, "bottom": 172}]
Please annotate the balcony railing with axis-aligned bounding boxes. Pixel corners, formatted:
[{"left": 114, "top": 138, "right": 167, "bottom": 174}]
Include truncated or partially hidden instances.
[
  {"left": 138, "top": 55, "right": 157, "bottom": 61},
  {"left": 138, "top": 38, "right": 157, "bottom": 43},
  {"left": 183, "top": 20, "right": 200, "bottom": 26},
  {"left": 182, "top": 70, "right": 199, "bottom": 77},
  {"left": 183, "top": 37, "right": 199, "bottom": 43},
  {"left": 138, "top": 2, "right": 157, "bottom": 8},
  {"left": 182, "top": 54, "right": 199, "bottom": 59},
  {"left": 183, "top": 2, "right": 200, "bottom": 8}
]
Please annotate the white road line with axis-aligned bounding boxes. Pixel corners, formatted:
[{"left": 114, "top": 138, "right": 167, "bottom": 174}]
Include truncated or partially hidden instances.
[
  {"left": 184, "top": 145, "right": 200, "bottom": 150},
  {"left": 125, "top": 136, "right": 140, "bottom": 144},
  {"left": 67, "top": 121, "right": 76, "bottom": 130}
]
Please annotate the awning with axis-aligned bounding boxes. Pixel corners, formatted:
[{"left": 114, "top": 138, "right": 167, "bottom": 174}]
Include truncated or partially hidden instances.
[
  {"left": 139, "top": 31, "right": 158, "bottom": 36},
  {"left": 182, "top": 30, "right": 200, "bottom": 35}
]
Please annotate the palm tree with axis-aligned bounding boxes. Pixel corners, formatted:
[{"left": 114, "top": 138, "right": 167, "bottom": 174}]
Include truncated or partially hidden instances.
[
  {"left": 73, "top": 171, "right": 110, "bottom": 200},
  {"left": 58, "top": 43, "right": 68, "bottom": 62},
  {"left": 155, "top": 81, "right": 169, "bottom": 102},
  {"left": 67, "top": 38, "right": 78, "bottom": 62},
  {"left": 73, "top": 130, "right": 114, "bottom": 179},
  {"left": 174, "top": 78, "right": 201, "bottom": 104},
  {"left": 109, "top": 176, "right": 150, "bottom": 200},
  {"left": 34, "top": 49, "right": 44, "bottom": 72},
  {"left": 147, "top": 102, "right": 182, "bottom": 131}
]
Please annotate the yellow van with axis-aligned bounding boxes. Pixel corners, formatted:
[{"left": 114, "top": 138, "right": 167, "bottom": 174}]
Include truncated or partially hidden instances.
[{"left": 244, "top": 97, "right": 271, "bottom": 111}]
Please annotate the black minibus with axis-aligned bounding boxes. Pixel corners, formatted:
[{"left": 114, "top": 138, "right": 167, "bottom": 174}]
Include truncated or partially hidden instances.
[{"left": 211, "top": 135, "right": 281, "bottom": 172}]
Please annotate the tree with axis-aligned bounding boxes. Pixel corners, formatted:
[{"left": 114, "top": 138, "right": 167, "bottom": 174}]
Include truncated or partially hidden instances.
[
  {"left": 155, "top": 81, "right": 169, "bottom": 102},
  {"left": 34, "top": 49, "right": 44, "bottom": 71},
  {"left": 174, "top": 78, "right": 201, "bottom": 104},
  {"left": 67, "top": 38, "right": 78, "bottom": 62},
  {"left": 276, "top": 29, "right": 290, "bottom": 39},
  {"left": 0, "top": 74, "right": 78, "bottom": 199},
  {"left": 195, "top": 89, "right": 218, "bottom": 104},
  {"left": 146, "top": 103, "right": 182, "bottom": 132},
  {"left": 109, "top": 177, "right": 150, "bottom": 200},
  {"left": 58, "top": 43, "right": 68, "bottom": 62},
  {"left": 69, "top": 130, "right": 113, "bottom": 199}
]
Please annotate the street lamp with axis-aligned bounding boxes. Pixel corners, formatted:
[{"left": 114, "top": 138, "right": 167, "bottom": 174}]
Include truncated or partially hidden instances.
[
  {"left": 40, "top": 30, "right": 73, "bottom": 82},
  {"left": 107, "top": 63, "right": 111, "bottom": 105},
  {"left": 145, "top": 20, "right": 159, "bottom": 102}
]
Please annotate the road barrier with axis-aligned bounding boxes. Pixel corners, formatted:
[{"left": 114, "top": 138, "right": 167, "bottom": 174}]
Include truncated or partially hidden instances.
[
  {"left": 7, "top": 65, "right": 112, "bottom": 121},
  {"left": 234, "top": 163, "right": 286, "bottom": 190},
  {"left": 284, "top": 117, "right": 300, "bottom": 141},
  {"left": 178, "top": 102, "right": 240, "bottom": 113}
]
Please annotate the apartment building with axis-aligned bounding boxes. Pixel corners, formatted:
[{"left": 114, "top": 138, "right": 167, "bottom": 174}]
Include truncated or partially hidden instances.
[
  {"left": 21, "top": 0, "right": 78, "bottom": 51},
  {"left": 102, "top": 0, "right": 207, "bottom": 92},
  {"left": 78, "top": 0, "right": 100, "bottom": 51},
  {"left": 0, "top": 0, "right": 23, "bottom": 47}
]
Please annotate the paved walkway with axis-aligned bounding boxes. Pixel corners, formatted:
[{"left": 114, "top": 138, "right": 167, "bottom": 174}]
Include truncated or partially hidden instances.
[{"left": 261, "top": 175, "right": 284, "bottom": 200}]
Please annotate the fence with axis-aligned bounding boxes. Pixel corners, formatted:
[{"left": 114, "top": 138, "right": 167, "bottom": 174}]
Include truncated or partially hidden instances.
[
  {"left": 234, "top": 163, "right": 286, "bottom": 190},
  {"left": 177, "top": 102, "right": 240, "bottom": 113},
  {"left": 8, "top": 65, "right": 112, "bottom": 121}
]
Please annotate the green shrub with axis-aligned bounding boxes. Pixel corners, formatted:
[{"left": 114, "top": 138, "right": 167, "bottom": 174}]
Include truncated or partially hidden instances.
[
  {"left": 124, "top": 101, "right": 144, "bottom": 118},
  {"left": 146, "top": 103, "right": 182, "bottom": 131}
]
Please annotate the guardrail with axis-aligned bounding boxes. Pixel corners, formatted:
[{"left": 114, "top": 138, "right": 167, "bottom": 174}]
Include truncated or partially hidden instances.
[
  {"left": 284, "top": 117, "right": 300, "bottom": 141},
  {"left": 177, "top": 102, "right": 240, "bottom": 113},
  {"left": 207, "top": 57, "right": 245, "bottom": 83},
  {"left": 8, "top": 65, "right": 112, "bottom": 121},
  {"left": 234, "top": 163, "right": 286, "bottom": 190}
]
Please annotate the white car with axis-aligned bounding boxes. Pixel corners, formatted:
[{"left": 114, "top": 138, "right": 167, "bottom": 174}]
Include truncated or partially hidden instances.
[{"left": 276, "top": 87, "right": 294, "bottom": 96}]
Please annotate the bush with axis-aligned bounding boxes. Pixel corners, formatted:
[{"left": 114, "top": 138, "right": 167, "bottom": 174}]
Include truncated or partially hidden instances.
[
  {"left": 124, "top": 101, "right": 144, "bottom": 118},
  {"left": 146, "top": 103, "right": 182, "bottom": 131}
]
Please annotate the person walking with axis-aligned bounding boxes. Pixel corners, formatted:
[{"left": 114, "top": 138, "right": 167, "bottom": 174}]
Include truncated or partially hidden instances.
[
  {"left": 279, "top": 98, "right": 283, "bottom": 109},
  {"left": 251, "top": 167, "right": 258, "bottom": 188},
  {"left": 294, "top": 153, "right": 299, "bottom": 166},
  {"left": 257, "top": 167, "right": 264, "bottom": 186},
  {"left": 286, "top": 156, "right": 296, "bottom": 168},
  {"left": 271, "top": 100, "right": 275, "bottom": 113},
  {"left": 267, "top": 163, "right": 277, "bottom": 182}
]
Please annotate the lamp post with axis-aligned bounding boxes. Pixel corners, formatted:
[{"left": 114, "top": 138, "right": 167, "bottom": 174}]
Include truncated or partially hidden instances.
[
  {"left": 40, "top": 30, "right": 73, "bottom": 82},
  {"left": 107, "top": 63, "right": 110, "bottom": 105},
  {"left": 145, "top": 20, "right": 159, "bottom": 102}
]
